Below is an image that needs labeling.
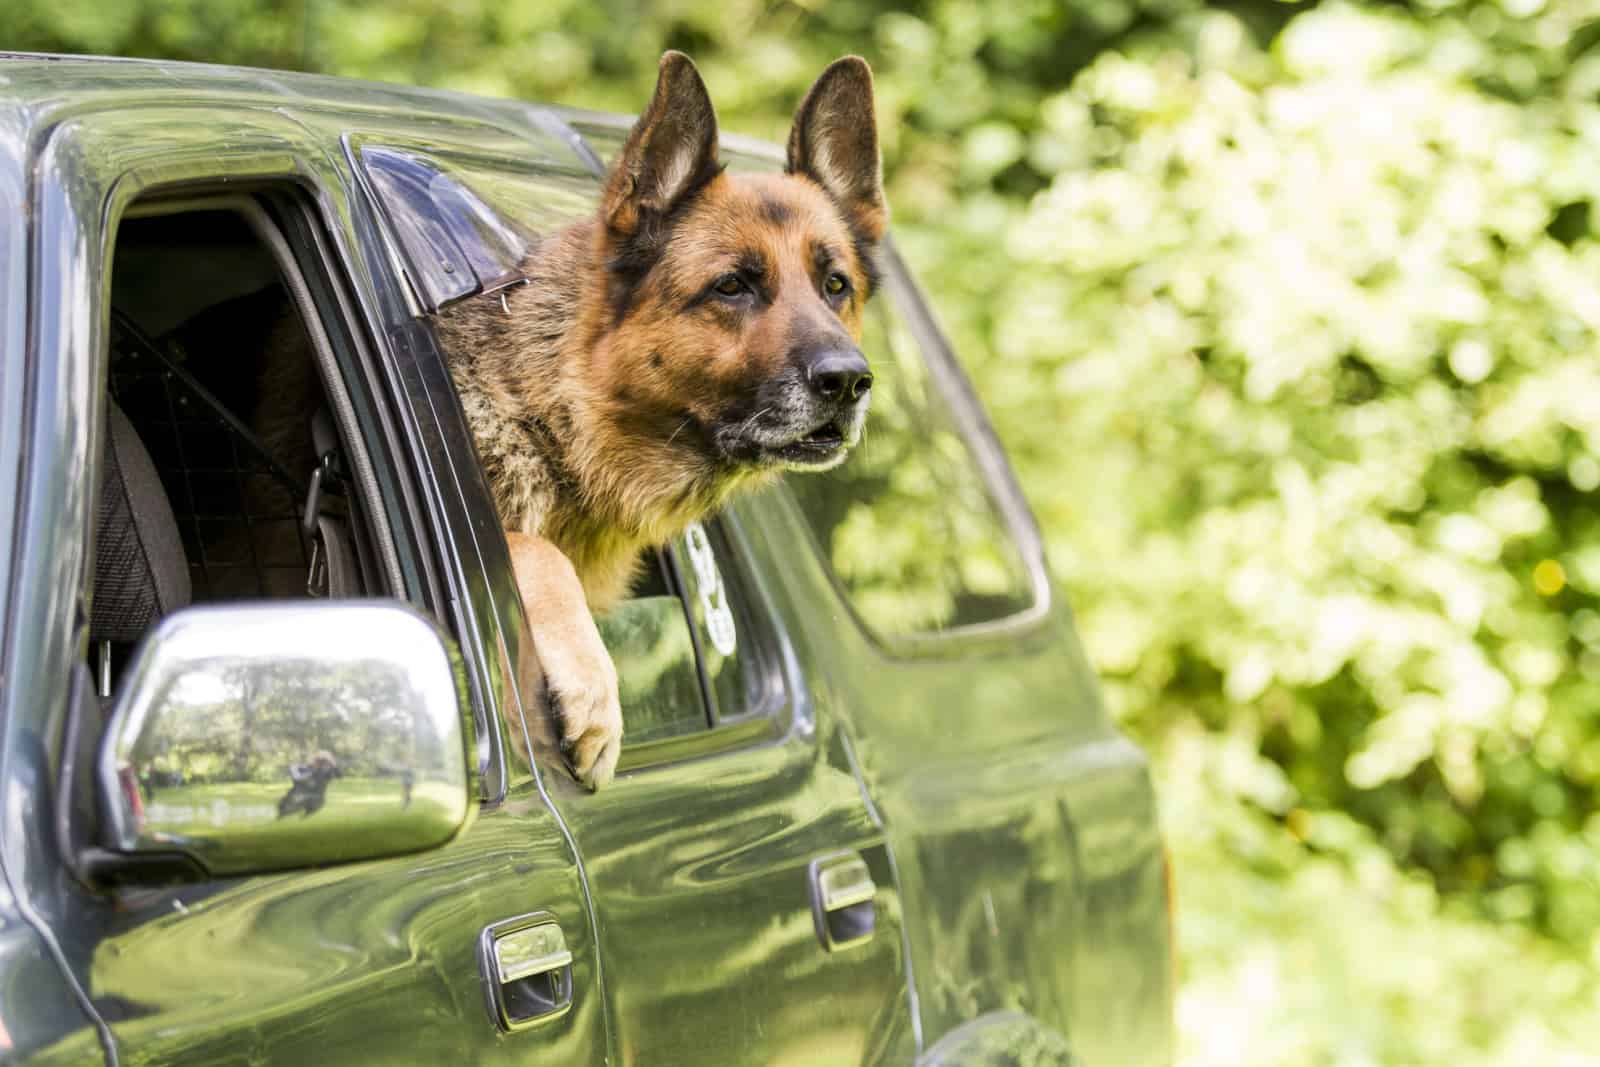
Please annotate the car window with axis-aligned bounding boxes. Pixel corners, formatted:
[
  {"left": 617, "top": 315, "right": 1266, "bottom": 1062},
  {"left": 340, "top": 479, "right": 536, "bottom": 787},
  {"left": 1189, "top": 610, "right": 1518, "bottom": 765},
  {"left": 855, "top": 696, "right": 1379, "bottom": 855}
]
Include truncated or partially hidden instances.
[
  {"left": 786, "top": 295, "right": 1039, "bottom": 642},
  {"left": 99, "top": 203, "right": 400, "bottom": 665}
]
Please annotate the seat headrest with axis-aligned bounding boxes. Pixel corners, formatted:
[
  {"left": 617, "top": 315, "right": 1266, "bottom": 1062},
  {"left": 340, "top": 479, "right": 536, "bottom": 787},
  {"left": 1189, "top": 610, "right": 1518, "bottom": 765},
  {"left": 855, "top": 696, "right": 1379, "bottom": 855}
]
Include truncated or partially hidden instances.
[{"left": 92, "top": 400, "right": 191, "bottom": 644}]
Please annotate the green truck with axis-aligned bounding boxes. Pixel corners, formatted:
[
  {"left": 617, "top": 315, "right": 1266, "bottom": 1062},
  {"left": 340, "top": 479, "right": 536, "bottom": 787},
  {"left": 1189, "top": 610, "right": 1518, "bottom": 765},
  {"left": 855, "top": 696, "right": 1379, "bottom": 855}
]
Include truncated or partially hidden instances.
[{"left": 0, "top": 52, "right": 1173, "bottom": 1065}]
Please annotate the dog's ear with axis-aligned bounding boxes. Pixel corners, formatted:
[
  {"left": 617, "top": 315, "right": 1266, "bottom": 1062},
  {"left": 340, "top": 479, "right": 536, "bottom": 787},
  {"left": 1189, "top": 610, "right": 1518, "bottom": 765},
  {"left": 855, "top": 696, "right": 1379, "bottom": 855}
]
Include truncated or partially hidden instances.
[
  {"left": 602, "top": 51, "right": 721, "bottom": 238},
  {"left": 786, "top": 56, "right": 888, "bottom": 245}
]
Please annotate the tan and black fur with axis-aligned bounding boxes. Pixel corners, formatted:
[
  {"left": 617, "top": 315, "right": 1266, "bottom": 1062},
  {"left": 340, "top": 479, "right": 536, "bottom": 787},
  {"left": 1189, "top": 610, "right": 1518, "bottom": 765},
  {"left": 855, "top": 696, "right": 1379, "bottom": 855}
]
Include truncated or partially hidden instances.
[{"left": 435, "top": 52, "right": 887, "bottom": 788}]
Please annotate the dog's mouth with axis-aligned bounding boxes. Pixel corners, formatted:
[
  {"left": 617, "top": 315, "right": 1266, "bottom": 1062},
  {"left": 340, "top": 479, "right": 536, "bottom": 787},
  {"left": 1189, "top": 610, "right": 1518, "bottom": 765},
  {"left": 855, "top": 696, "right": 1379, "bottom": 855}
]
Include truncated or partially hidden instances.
[
  {"left": 796, "top": 420, "right": 848, "bottom": 452},
  {"left": 710, "top": 380, "right": 868, "bottom": 471},
  {"left": 762, "top": 419, "right": 850, "bottom": 467}
]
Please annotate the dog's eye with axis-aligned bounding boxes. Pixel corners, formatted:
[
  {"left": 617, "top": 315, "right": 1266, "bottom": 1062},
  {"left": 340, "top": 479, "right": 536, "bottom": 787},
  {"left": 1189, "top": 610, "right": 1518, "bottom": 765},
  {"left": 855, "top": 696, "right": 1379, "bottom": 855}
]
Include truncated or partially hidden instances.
[
  {"left": 713, "top": 274, "right": 747, "bottom": 297},
  {"left": 825, "top": 273, "right": 850, "bottom": 297}
]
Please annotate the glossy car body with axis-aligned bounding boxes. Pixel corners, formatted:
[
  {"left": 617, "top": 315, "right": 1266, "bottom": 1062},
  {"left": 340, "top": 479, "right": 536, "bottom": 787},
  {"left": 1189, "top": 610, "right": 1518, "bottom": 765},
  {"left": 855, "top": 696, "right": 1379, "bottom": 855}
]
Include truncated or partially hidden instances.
[{"left": 0, "top": 53, "right": 1173, "bottom": 1065}]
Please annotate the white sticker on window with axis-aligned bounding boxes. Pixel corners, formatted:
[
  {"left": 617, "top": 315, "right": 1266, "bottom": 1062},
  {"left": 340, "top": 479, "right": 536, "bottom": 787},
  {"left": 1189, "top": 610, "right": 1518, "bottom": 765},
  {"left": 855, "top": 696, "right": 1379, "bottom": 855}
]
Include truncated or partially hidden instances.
[{"left": 684, "top": 522, "right": 737, "bottom": 657}]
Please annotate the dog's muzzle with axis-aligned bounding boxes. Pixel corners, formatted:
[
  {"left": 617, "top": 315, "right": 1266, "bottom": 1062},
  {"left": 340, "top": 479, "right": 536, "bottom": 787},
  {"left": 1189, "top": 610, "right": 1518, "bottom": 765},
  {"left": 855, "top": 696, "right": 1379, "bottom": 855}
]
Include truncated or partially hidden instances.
[{"left": 714, "top": 350, "right": 873, "bottom": 471}]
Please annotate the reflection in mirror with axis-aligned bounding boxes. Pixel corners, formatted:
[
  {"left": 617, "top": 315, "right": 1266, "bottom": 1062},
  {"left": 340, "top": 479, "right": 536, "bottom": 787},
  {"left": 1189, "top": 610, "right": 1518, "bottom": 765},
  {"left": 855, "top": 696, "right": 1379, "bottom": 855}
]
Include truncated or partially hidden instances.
[{"left": 98, "top": 603, "right": 472, "bottom": 877}]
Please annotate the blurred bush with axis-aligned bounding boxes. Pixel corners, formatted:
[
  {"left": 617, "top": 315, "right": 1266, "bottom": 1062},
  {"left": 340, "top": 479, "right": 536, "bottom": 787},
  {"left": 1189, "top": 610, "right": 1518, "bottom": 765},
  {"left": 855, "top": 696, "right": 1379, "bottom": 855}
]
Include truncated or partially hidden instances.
[{"left": 9, "top": 0, "right": 1600, "bottom": 1061}]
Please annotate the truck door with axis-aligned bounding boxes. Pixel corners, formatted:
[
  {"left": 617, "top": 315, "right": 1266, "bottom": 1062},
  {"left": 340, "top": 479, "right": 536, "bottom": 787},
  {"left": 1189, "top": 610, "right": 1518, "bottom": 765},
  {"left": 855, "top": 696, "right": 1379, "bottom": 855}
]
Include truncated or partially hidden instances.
[{"left": 3, "top": 101, "right": 605, "bottom": 1065}]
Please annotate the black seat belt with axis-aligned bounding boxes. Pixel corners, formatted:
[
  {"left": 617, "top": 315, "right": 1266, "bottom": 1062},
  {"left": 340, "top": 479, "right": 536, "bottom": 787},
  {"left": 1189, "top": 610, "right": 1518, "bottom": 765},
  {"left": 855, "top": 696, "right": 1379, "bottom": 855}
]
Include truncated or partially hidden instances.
[{"left": 303, "top": 409, "right": 378, "bottom": 598}]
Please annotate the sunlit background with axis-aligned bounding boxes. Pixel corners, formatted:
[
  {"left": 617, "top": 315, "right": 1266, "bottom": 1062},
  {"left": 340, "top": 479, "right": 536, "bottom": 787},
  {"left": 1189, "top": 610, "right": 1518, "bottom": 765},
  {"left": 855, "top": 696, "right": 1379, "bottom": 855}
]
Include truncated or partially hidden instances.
[{"left": 10, "top": 0, "right": 1600, "bottom": 1061}]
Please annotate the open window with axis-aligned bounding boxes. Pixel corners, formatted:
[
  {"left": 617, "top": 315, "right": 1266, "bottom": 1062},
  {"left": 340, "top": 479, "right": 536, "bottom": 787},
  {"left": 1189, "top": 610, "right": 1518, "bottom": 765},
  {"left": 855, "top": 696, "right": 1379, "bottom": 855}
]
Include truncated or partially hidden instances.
[
  {"left": 354, "top": 141, "right": 786, "bottom": 766},
  {"left": 92, "top": 197, "right": 405, "bottom": 702}
]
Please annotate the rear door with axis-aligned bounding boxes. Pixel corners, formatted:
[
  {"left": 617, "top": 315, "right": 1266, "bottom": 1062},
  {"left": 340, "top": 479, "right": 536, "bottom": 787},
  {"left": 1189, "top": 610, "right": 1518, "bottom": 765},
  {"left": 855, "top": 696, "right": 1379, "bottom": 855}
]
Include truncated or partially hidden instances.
[
  {"left": 543, "top": 512, "right": 919, "bottom": 1065},
  {"left": 776, "top": 250, "right": 1175, "bottom": 1063},
  {"left": 7, "top": 98, "right": 606, "bottom": 1065}
]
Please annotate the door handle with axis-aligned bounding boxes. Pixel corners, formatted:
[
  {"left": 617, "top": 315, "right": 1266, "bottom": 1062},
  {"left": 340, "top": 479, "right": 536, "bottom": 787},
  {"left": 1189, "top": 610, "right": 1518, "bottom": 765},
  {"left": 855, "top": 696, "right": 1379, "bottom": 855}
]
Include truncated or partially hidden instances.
[
  {"left": 808, "top": 851, "right": 877, "bottom": 951},
  {"left": 478, "top": 912, "right": 573, "bottom": 1032}
]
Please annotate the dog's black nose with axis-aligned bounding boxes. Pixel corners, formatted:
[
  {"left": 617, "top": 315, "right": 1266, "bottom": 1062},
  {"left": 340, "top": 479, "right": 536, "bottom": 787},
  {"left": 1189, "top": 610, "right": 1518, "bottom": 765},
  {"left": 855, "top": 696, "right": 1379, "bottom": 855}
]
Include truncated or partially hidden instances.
[{"left": 807, "top": 351, "right": 873, "bottom": 402}]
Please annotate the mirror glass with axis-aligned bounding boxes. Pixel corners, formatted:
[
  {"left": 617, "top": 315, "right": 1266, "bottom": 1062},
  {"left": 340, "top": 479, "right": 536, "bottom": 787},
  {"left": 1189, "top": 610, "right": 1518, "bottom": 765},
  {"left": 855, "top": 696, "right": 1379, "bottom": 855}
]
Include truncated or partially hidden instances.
[{"left": 98, "top": 602, "right": 472, "bottom": 877}]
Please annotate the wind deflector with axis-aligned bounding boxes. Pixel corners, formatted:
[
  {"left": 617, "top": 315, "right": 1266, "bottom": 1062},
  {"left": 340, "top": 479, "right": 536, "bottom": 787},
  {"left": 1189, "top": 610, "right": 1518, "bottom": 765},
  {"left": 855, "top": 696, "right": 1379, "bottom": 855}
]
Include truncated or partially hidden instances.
[{"left": 349, "top": 141, "right": 530, "bottom": 312}]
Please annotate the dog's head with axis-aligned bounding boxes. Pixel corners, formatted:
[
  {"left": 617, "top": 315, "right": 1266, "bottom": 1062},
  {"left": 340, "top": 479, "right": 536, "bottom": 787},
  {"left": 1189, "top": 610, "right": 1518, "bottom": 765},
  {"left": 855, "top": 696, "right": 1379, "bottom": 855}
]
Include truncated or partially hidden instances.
[{"left": 590, "top": 52, "right": 887, "bottom": 477}]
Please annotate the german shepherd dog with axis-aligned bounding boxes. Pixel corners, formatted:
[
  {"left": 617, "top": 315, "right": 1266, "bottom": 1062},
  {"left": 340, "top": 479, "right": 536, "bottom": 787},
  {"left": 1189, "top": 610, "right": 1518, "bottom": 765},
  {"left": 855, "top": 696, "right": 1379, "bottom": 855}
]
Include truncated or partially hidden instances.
[{"left": 433, "top": 52, "right": 886, "bottom": 790}]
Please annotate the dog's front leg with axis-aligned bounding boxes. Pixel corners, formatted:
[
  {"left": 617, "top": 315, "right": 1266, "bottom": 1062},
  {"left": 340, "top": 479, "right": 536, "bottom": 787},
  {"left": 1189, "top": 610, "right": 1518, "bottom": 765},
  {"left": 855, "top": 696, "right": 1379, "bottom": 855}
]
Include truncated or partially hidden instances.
[{"left": 504, "top": 530, "right": 623, "bottom": 790}]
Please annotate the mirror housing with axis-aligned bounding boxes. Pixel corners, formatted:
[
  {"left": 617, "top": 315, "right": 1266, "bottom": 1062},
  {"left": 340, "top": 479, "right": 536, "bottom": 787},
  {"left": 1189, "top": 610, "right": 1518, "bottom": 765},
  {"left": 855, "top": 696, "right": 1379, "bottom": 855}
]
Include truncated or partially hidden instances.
[{"left": 89, "top": 602, "right": 473, "bottom": 881}]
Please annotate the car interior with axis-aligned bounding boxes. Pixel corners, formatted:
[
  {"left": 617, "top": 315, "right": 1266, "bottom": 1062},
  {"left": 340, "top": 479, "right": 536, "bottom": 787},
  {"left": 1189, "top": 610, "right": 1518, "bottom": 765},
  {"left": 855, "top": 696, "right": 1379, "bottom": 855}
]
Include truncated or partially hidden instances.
[{"left": 96, "top": 202, "right": 392, "bottom": 702}]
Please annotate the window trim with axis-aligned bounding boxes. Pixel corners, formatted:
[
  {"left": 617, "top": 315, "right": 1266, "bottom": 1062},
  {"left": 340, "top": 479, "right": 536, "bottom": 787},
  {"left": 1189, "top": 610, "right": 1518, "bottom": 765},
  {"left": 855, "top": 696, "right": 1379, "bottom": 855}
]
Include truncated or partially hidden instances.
[{"left": 786, "top": 241, "right": 1055, "bottom": 660}]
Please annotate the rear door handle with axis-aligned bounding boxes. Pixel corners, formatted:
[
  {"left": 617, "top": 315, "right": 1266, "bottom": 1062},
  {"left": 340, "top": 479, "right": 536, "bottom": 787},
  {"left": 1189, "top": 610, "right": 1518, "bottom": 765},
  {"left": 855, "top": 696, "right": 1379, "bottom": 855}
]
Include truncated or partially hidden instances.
[
  {"left": 808, "top": 851, "right": 877, "bottom": 951},
  {"left": 479, "top": 912, "right": 573, "bottom": 1032}
]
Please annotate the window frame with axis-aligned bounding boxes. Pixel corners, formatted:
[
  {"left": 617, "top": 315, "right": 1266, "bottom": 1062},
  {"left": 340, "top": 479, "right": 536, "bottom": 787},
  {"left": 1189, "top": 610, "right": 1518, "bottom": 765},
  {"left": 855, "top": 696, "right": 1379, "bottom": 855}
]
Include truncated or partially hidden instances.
[
  {"left": 261, "top": 190, "right": 452, "bottom": 612},
  {"left": 785, "top": 241, "right": 1055, "bottom": 659}
]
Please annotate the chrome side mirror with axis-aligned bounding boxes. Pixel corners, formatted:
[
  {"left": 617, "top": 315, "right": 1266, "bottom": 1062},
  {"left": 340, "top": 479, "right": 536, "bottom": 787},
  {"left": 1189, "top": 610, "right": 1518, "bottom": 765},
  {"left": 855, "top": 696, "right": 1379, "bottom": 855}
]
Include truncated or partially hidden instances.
[{"left": 92, "top": 602, "right": 473, "bottom": 880}]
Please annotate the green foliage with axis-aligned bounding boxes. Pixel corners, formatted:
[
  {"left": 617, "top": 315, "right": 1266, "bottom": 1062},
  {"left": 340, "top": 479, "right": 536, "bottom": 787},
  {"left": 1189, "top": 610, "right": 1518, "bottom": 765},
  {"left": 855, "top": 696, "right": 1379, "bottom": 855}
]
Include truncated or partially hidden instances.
[
  {"left": 1166, "top": 743, "right": 1600, "bottom": 1066},
  {"left": 10, "top": 0, "right": 1600, "bottom": 1060},
  {"left": 944, "top": 6, "right": 1600, "bottom": 1058},
  {"left": 994, "top": 0, "right": 1600, "bottom": 930}
]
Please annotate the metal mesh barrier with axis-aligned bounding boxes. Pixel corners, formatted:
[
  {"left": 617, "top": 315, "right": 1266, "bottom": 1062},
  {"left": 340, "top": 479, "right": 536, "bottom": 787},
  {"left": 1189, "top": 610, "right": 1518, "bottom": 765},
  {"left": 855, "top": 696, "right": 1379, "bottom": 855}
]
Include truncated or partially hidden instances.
[{"left": 108, "top": 310, "right": 315, "bottom": 600}]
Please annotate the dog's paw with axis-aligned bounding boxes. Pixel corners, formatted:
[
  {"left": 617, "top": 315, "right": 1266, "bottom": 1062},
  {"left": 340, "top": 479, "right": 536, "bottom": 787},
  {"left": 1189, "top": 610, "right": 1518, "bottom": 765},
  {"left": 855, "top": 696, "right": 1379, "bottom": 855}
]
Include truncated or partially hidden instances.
[{"left": 542, "top": 638, "right": 623, "bottom": 791}]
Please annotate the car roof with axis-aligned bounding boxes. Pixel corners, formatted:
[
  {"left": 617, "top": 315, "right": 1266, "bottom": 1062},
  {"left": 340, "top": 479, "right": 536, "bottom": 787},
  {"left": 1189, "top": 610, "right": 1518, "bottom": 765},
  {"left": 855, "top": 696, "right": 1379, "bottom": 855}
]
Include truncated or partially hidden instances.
[{"left": 0, "top": 52, "right": 785, "bottom": 169}]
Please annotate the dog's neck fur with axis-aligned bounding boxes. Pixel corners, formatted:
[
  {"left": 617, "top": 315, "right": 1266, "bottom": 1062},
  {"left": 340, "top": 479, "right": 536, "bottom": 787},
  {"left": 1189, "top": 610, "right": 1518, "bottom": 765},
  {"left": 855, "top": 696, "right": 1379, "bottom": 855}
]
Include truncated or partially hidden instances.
[{"left": 436, "top": 219, "right": 758, "bottom": 611}]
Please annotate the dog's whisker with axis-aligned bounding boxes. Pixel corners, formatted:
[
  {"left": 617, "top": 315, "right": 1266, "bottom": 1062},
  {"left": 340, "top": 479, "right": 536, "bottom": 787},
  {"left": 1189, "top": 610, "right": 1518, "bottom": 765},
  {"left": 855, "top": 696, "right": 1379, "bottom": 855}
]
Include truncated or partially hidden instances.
[
  {"left": 737, "top": 406, "right": 772, "bottom": 439},
  {"left": 666, "top": 416, "right": 693, "bottom": 446}
]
